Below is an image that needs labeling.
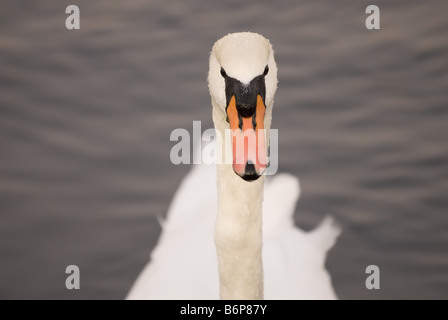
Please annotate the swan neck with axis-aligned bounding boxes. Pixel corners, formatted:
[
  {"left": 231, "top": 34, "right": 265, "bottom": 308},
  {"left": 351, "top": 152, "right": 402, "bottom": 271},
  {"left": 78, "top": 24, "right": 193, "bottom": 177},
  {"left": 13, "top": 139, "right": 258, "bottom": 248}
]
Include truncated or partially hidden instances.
[{"left": 212, "top": 98, "right": 266, "bottom": 300}]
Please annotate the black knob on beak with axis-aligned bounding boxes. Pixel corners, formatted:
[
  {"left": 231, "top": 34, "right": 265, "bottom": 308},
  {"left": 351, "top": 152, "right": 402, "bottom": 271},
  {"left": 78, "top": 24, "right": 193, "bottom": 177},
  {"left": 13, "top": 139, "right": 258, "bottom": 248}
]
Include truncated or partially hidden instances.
[
  {"left": 237, "top": 102, "right": 256, "bottom": 118},
  {"left": 224, "top": 74, "right": 266, "bottom": 120}
]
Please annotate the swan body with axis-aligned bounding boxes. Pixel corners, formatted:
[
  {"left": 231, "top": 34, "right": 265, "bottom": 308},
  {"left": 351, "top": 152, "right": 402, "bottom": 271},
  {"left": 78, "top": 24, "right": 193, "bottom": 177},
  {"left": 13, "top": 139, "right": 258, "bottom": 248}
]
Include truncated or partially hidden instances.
[{"left": 127, "top": 32, "right": 340, "bottom": 300}]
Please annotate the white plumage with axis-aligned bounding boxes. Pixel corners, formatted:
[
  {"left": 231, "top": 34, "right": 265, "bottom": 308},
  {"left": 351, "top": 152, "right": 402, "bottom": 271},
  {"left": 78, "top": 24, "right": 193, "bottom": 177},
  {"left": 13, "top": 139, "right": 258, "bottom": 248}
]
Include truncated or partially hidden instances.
[
  {"left": 127, "top": 32, "right": 340, "bottom": 300},
  {"left": 127, "top": 159, "right": 340, "bottom": 299}
]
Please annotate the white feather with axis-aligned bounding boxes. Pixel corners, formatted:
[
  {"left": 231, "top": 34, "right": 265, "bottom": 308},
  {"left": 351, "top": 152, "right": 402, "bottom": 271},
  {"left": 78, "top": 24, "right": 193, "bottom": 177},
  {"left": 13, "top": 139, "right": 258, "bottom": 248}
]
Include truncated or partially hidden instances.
[
  {"left": 127, "top": 152, "right": 340, "bottom": 299},
  {"left": 127, "top": 32, "right": 340, "bottom": 300}
]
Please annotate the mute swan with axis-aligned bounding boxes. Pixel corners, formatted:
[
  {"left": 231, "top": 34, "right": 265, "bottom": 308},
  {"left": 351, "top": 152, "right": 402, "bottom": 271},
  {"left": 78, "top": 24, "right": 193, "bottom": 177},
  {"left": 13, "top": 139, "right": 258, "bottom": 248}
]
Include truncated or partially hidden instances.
[{"left": 127, "top": 32, "right": 340, "bottom": 300}]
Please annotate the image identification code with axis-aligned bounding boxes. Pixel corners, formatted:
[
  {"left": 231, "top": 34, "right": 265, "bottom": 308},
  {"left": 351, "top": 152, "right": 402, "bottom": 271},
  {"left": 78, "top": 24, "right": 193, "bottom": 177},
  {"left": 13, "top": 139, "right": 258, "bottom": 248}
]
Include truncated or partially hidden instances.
[{"left": 180, "top": 304, "right": 267, "bottom": 317}]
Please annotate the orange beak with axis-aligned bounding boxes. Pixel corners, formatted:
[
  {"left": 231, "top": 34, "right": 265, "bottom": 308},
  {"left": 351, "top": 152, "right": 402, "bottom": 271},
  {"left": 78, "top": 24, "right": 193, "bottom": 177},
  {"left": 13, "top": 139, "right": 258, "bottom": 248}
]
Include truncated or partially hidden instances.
[{"left": 226, "top": 95, "right": 267, "bottom": 181}]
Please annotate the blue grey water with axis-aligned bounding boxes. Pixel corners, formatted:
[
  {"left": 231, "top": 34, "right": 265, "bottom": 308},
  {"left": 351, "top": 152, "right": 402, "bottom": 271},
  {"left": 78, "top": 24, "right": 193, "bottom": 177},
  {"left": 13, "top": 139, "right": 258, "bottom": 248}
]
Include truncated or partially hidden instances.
[{"left": 0, "top": 0, "right": 447, "bottom": 299}]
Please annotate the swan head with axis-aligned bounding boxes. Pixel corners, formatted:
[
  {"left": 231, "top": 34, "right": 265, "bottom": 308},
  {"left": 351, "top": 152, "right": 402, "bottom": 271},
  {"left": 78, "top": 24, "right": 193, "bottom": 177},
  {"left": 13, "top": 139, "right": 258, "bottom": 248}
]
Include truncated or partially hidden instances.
[{"left": 208, "top": 32, "right": 278, "bottom": 181}]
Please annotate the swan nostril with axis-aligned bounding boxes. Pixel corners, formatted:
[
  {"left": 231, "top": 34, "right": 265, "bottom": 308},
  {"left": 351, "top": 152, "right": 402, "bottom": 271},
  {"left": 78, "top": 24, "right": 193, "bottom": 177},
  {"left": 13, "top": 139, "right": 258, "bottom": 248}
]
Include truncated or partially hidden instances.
[{"left": 252, "top": 113, "right": 257, "bottom": 128}]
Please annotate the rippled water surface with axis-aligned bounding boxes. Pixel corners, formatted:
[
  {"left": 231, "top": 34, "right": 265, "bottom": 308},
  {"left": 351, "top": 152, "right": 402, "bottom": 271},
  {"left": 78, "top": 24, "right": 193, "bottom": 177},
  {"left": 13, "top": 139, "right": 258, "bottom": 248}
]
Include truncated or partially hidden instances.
[{"left": 0, "top": 0, "right": 447, "bottom": 299}]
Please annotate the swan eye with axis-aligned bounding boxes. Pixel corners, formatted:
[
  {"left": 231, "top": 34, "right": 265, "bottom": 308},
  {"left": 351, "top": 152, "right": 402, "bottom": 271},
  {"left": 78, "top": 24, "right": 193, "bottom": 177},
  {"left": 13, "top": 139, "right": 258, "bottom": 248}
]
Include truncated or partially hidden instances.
[
  {"left": 220, "top": 67, "right": 227, "bottom": 78},
  {"left": 263, "top": 65, "right": 269, "bottom": 76}
]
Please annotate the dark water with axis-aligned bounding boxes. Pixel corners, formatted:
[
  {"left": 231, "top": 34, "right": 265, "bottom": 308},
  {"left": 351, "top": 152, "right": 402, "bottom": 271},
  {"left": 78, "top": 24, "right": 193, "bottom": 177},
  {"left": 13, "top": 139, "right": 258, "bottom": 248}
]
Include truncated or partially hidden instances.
[{"left": 1, "top": 0, "right": 447, "bottom": 299}]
